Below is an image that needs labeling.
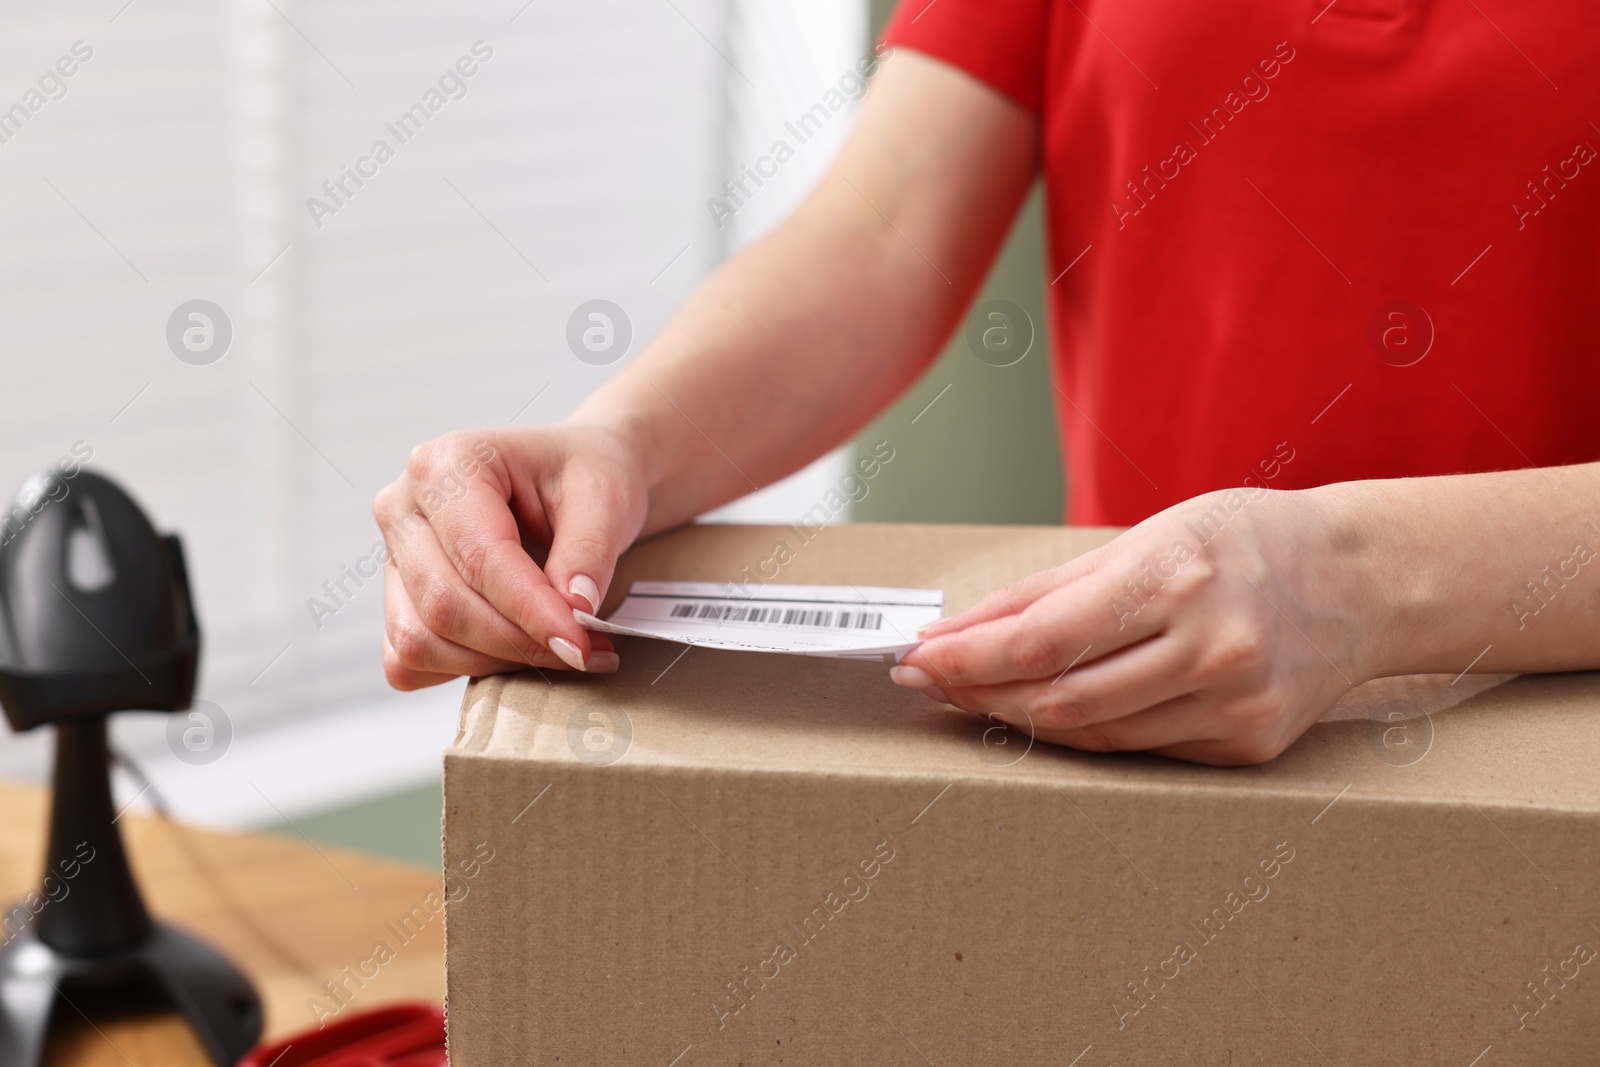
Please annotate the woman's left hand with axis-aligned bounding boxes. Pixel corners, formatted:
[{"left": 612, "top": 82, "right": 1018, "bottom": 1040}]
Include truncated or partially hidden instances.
[{"left": 889, "top": 486, "right": 1377, "bottom": 765}]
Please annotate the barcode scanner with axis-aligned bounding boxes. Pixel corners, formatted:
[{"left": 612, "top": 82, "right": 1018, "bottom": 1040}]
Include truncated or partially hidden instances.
[{"left": 0, "top": 470, "right": 262, "bottom": 1066}]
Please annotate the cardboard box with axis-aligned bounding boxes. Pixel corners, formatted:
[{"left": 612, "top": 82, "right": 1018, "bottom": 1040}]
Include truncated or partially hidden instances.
[{"left": 444, "top": 522, "right": 1600, "bottom": 1065}]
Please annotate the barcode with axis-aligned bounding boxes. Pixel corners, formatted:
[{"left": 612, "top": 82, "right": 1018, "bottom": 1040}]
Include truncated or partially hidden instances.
[{"left": 668, "top": 602, "right": 884, "bottom": 631}]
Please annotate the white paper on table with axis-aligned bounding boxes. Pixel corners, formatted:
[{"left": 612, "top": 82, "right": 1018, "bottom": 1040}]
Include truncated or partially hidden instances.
[{"left": 575, "top": 581, "right": 944, "bottom": 662}]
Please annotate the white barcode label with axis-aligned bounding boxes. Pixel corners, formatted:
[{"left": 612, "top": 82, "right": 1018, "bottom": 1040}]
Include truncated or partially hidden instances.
[
  {"left": 575, "top": 581, "right": 943, "bottom": 660},
  {"left": 667, "top": 602, "right": 884, "bottom": 631}
]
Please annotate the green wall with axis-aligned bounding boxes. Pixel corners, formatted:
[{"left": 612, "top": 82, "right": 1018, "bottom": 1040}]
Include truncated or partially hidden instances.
[{"left": 262, "top": 781, "right": 443, "bottom": 868}]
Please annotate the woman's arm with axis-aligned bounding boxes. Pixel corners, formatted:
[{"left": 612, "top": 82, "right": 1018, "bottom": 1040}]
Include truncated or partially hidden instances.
[
  {"left": 569, "top": 49, "right": 1038, "bottom": 536},
  {"left": 374, "top": 51, "right": 1037, "bottom": 685},
  {"left": 1336, "top": 461, "right": 1600, "bottom": 676}
]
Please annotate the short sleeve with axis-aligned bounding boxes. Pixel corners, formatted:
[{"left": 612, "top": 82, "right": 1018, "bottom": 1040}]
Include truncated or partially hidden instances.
[{"left": 880, "top": 0, "right": 1048, "bottom": 112}]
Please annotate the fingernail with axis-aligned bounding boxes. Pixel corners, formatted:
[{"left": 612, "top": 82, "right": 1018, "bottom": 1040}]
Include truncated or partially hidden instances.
[
  {"left": 550, "top": 636, "right": 586, "bottom": 671},
  {"left": 915, "top": 621, "right": 943, "bottom": 637},
  {"left": 890, "top": 665, "right": 935, "bottom": 688},
  {"left": 588, "top": 650, "right": 620, "bottom": 673},
  {"left": 921, "top": 685, "right": 950, "bottom": 705},
  {"left": 569, "top": 575, "right": 600, "bottom": 614}
]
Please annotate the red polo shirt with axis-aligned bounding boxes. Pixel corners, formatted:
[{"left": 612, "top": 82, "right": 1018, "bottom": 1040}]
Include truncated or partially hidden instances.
[{"left": 884, "top": 0, "right": 1600, "bottom": 525}]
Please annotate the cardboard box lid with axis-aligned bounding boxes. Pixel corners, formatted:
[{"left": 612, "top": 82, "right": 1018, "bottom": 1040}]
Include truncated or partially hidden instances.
[{"left": 455, "top": 522, "right": 1600, "bottom": 813}]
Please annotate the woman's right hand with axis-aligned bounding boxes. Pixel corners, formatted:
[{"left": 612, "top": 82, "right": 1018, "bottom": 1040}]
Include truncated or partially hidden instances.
[
  {"left": 372, "top": 423, "right": 649, "bottom": 690},
  {"left": 371, "top": 49, "right": 1041, "bottom": 693}
]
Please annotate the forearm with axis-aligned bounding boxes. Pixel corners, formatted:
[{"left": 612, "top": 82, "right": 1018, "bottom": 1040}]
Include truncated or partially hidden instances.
[
  {"left": 566, "top": 51, "right": 1037, "bottom": 536},
  {"left": 570, "top": 187, "right": 963, "bottom": 534},
  {"left": 1320, "top": 462, "right": 1600, "bottom": 678}
]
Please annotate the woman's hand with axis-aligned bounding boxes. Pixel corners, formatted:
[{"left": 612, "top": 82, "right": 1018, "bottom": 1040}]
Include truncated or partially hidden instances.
[
  {"left": 890, "top": 487, "right": 1375, "bottom": 765},
  {"left": 373, "top": 424, "right": 649, "bottom": 690}
]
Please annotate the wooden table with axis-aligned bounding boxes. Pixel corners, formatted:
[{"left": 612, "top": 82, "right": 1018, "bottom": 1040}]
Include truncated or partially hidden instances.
[{"left": 0, "top": 781, "right": 444, "bottom": 1066}]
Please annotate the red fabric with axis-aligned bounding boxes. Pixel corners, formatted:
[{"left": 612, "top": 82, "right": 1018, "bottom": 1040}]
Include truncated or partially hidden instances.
[{"left": 883, "top": 0, "right": 1600, "bottom": 526}]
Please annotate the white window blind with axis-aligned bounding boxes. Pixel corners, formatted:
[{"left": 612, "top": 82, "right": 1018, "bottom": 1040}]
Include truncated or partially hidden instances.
[{"left": 0, "top": 0, "right": 865, "bottom": 821}]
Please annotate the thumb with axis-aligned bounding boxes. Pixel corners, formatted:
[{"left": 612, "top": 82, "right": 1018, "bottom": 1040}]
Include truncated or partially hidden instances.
[{"left": 543, "top": 475, "right": 639, "bottom": 619}]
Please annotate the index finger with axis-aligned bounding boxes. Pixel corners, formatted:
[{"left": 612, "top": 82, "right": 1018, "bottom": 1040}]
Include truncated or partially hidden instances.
[
  {"left": 917, "top": 549, "right": 1109, "bottom": 639},
  {"left": 409, "top": 443, "right": 595, "bottom": 666},
  {"left": 901, "top": 572, "right": 1168, "bottom": 688}
]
